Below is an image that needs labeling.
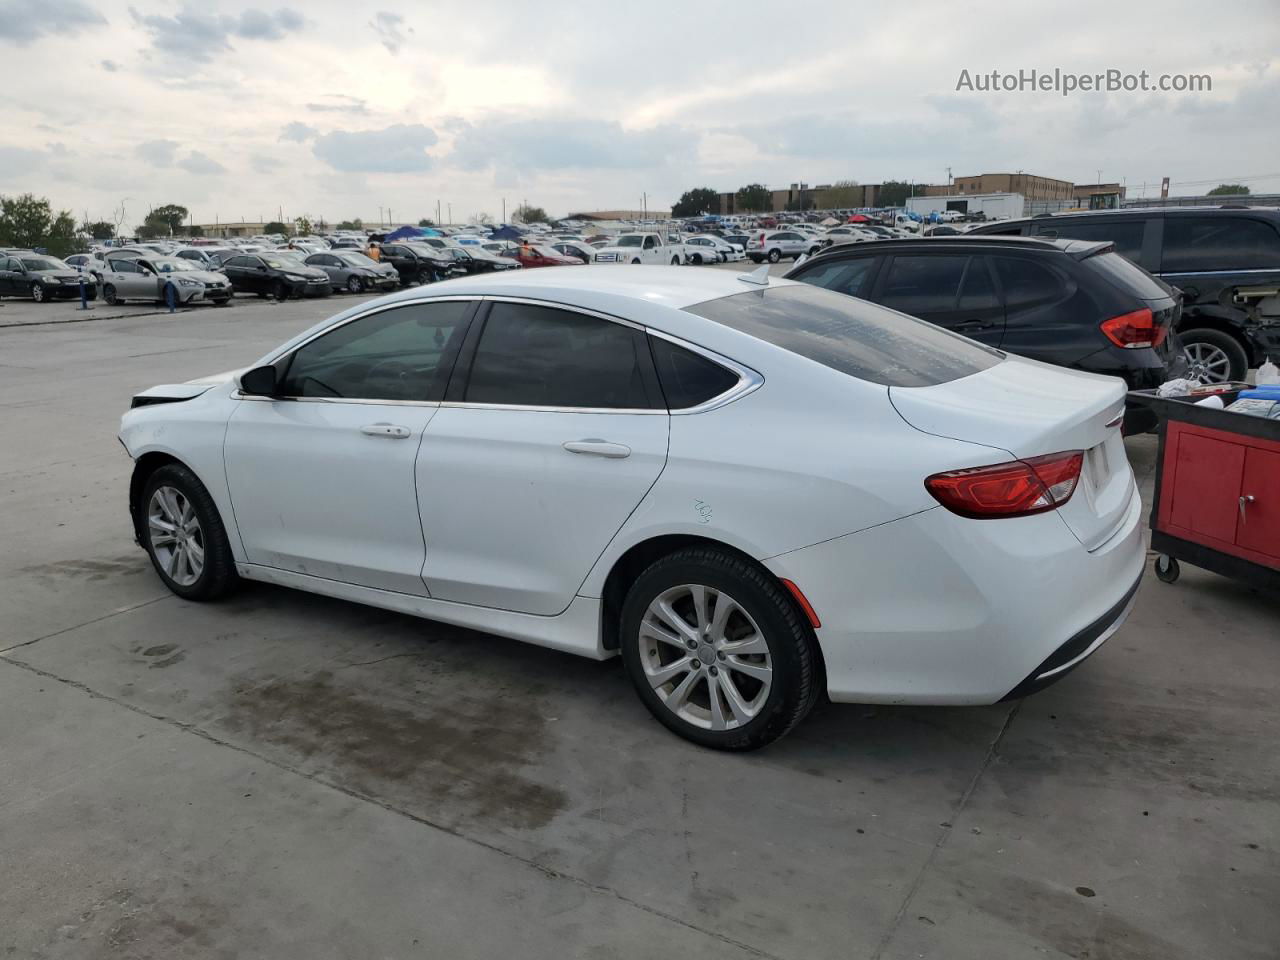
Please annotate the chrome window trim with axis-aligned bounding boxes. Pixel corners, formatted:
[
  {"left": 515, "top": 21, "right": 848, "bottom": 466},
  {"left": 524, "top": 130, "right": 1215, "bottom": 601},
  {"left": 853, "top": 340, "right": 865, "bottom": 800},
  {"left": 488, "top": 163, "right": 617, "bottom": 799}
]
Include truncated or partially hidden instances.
[
  {"left": 439, "top": 401, "right": 665, "bottom": 416},
  {"left": 233, "top": 392, "right": 440, "bottom": 408},
  {"left": 645, "top": 327, "right": 764, "bottom": 415}
]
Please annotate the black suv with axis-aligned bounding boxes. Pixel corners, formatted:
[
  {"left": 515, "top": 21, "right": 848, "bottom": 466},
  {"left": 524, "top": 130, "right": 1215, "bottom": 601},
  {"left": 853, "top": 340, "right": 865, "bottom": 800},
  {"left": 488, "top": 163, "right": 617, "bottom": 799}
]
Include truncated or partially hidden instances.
[
  {"left": 785, "top": 237, "right": 1182, "bottom": 430},
  {"left": 970, "top": 207, "right": 1280, "bottom": 381}
]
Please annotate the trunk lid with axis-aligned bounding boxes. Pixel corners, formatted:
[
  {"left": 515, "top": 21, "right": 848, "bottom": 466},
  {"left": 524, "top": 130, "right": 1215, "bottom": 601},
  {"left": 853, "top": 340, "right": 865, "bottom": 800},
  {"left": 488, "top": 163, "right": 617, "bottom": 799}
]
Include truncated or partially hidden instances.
[{"left": 890, "top": 356, "right": 1134, "bottom": 550}]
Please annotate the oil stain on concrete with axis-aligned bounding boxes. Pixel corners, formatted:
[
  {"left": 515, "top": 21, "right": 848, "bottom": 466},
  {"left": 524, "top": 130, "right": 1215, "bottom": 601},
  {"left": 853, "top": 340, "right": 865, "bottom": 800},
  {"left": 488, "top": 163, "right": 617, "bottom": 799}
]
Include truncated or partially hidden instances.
[{"left": 218, "top": 669, "right": 568, "bottom": 833}]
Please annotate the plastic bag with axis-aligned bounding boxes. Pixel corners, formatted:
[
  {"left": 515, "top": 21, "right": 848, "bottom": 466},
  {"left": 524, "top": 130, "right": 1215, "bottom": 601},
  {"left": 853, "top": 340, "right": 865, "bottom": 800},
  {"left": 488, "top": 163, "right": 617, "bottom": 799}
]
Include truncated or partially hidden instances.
[
  {"left": 1157, "top": 378, "right": 1199, "bottom": 398},
  {"left": 1257, "top": 358, "right": 1279, "bottom": 385}
]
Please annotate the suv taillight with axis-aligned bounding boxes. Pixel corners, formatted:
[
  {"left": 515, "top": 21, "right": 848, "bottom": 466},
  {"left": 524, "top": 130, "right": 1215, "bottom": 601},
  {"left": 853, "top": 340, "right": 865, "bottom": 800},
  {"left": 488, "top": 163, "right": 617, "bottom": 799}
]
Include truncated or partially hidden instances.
[
  {"left": 1101, "top": 308, "right": 1165, "bottom": 349},
  {"left": 925, "top": 451, "right": 1084, "bottom": 519}
]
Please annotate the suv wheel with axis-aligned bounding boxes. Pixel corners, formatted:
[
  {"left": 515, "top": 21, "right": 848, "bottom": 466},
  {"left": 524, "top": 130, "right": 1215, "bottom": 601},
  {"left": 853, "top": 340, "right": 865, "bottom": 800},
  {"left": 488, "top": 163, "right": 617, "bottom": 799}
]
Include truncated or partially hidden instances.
[
  {"left": 620, "top": 547, "right": 821, "bottom": 750},
  {"left": 1180, "top": 328, "right": 1248, "bottom": 383},
  {"left": 767, "top": 249, "right": 782, "bottom": 263}
]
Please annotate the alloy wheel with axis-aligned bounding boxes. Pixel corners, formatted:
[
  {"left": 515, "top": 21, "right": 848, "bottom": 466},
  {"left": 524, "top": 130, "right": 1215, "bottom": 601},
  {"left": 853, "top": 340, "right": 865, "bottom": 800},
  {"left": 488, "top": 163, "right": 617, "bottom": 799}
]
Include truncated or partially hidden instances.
[
  {"left": 638, "top": 584, "right": 773, "bottom": 731},
  {"left": 31, "top": 283, "right": 45, "bottom": 303},
  {"left": 1183, "top": 342, "right": 1232, "bottom": 383},
  {"left": 147, "top": 485, "right": 205, "bottom": 587}
]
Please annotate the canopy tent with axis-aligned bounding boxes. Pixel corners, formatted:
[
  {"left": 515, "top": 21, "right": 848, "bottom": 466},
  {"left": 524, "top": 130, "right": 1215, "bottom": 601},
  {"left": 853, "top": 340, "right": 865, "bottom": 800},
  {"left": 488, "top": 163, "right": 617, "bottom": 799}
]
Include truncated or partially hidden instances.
[
  {"left": 847, "top": 214, "right": 871, "bottom": 223},
  {"left": 383, "top": 225, "right": 427, "bottom": 241},
  {"left": 820, "top": 217, "right": 840, "bottom": 226}
]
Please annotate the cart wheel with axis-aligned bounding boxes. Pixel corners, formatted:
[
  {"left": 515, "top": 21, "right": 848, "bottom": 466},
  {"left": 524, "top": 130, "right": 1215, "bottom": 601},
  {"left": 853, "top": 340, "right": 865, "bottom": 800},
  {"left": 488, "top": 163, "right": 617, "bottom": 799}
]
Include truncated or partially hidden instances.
[{"left": 1154, "top": 555, "right": 1180, "bottom": 584}]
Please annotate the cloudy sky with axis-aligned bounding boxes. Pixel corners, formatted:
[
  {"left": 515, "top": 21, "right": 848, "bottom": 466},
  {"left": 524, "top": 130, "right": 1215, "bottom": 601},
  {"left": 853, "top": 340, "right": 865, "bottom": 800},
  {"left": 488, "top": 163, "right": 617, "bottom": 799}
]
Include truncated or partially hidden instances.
[{"left": 2, "top": 0, "right": 1278, "bottom": 227}]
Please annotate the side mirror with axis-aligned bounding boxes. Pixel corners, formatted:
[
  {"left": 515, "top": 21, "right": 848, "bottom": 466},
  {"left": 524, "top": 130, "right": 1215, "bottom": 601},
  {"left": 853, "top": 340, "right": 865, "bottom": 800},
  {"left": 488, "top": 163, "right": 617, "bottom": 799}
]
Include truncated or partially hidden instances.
[
  {"left": 238, "top": 364, "right": 279, "bottom": 397},
  {"left": 257, "top": 264, "right": 268, "bottom": 272}
]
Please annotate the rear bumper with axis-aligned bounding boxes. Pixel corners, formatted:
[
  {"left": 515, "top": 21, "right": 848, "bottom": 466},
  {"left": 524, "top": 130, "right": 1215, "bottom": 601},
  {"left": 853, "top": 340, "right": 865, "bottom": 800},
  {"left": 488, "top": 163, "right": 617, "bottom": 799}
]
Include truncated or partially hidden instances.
[{"left": 764, "top": 487, "right": 1145, "bottom": 705}]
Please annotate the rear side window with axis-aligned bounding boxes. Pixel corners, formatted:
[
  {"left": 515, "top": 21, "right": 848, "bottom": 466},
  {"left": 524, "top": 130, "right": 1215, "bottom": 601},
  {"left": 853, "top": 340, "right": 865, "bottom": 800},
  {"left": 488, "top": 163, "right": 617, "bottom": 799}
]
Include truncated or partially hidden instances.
[
  {"left": 1038, "top": 219, "right": 1146, "bottom": 261},
  {"left": 1162, "top": 217, "right": 1280, "bottom": 272},
  {"left": 466, "top": 302, "right": 656, "bottom": 409},
  {"left": 1084, "top": 251, "right": 1168, "bottom": 299},
  {"left": 649, "top": 337, "right": 740, "bottom": 409},
  {"left": 794, "top": 257, "right": 876, "bottom": 298},
  {"left": 685, "top": 284, "right": 999, "bottom": 388},
  {"left": 992, "top": 257, "right": 1069, "bottom": 309}
]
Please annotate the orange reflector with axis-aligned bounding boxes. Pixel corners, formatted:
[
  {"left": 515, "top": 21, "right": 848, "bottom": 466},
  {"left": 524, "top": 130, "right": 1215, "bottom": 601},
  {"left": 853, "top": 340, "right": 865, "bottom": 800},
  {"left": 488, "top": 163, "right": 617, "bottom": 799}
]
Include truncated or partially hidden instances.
[{"left": 780, "top": 578, "right": 822, "bottom": 628}]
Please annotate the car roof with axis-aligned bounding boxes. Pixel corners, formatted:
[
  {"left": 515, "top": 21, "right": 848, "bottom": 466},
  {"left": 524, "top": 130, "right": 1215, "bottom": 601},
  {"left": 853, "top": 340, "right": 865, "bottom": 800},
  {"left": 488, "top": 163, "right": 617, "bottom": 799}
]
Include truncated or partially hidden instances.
[{"left": 807, "top": 235, "right": 1110, "bottom": 261}]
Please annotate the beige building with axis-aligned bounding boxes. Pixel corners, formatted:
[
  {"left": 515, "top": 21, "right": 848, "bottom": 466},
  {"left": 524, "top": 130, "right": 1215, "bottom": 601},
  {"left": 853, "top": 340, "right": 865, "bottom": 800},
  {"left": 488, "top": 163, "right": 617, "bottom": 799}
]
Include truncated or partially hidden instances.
[
  {"left": 198, "top": 221, "right": 273, "bottom": 238},
  {"left": 952, "top": 173, "right": 1075, "bottom": 202}
]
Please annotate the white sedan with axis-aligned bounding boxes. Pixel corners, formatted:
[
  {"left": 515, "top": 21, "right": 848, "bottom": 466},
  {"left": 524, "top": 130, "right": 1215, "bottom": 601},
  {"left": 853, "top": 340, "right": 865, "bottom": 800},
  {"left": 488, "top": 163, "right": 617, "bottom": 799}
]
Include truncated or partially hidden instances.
[{"left": 119, "top": 267, "right": 1144, "bottom": 750}]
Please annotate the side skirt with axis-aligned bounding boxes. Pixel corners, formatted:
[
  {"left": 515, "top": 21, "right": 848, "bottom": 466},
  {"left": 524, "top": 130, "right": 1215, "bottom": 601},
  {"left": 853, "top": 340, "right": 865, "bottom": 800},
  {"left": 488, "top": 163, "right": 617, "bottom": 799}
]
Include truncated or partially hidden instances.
[{"left": 237, "top": 563, "right": 611, "bottom": 660}]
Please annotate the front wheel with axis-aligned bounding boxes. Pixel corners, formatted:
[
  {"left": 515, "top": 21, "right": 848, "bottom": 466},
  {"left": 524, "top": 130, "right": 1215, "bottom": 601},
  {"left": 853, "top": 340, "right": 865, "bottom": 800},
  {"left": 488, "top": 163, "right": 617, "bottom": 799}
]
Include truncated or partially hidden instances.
[
  {"left": 141, "top": 464, "right": 238, "bottom": 601},
  {"left": 766, "top": 249, "right": 781, "bottom": 263},
  {"left": 346, "top": 276, "right": 363, "bottom": 293},
  {"left": 632, "top": 258, "right": 642, "bottom": 264},
  {"left": 273, "top": 280, "right": 288, "bottom": 301},
  {"left": 620, "top": 547, "right": 821, "bottom": 750},
  {"left": 31, "top": 283, "right": 46, "bottom": 303},
  {"left": 102, "top": 284, "right": 120, "bottom": 305},
  {"left": 1180, "top": 328, "right": 1248, "bottom": 384}
]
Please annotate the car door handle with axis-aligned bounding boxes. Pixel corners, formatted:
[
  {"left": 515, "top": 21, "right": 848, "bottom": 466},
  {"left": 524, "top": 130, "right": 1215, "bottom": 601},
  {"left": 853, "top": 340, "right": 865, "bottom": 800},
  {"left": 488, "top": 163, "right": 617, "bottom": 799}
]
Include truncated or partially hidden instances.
[
  {"left": 361, "top": 423, "right": 411, "bottom": 439},
  {"left": 563, "top": 439, "right": 631, "bottom": 459}
]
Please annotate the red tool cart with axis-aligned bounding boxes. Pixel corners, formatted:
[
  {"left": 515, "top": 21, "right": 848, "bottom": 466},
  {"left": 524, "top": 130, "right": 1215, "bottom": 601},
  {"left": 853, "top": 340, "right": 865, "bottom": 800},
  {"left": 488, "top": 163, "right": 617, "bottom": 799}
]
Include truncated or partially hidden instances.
[{"left": 1131, "top": 388, "right": 1280, "bottom": 588}]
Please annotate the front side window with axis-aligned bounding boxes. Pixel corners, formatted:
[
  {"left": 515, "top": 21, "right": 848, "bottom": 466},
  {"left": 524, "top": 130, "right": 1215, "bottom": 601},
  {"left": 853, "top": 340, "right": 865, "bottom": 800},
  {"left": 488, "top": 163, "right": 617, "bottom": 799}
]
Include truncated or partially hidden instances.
[
  {"left": 685, "top": 284, "right": 999, "bottom": 388},
  {"left": 465, "top": 302, "right": 655, "bottom": 409},
  {"left": 109, "top": 259, "right": 140, "bottom": 274},
  {"left": 1038, "top": 218, "right": 1146, "bottom": 261},
  {"left": 1162, "top": 216, "right": 1280, "bottom": 272},
  {"left": 279, "top": 300, "right": 472, "bottom": 402}
]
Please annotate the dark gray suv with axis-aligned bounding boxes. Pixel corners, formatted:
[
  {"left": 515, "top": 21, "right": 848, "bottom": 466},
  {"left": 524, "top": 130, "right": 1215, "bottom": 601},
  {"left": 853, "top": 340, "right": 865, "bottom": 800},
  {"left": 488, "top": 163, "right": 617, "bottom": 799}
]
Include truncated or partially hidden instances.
[{"left": 970, "top": 206, "right": 1280, "bottom": 381}]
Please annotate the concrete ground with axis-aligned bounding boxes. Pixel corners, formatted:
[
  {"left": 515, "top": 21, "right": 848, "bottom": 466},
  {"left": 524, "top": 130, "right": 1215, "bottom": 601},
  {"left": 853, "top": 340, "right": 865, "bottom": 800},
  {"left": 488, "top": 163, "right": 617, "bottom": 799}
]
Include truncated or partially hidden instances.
[{"left": 1, "top": 280, "right": 1277, "bottom": 960}]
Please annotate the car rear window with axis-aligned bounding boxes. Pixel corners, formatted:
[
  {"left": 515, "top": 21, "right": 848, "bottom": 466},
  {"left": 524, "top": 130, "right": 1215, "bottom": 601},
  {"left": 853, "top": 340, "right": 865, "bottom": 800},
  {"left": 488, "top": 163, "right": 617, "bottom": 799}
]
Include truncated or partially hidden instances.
[
  {"left": 685, "top": 284, "right": 1000, "bottom": 388},
  {"left": 1084, "top": 251, "right": 1169, "bottom": 299}
]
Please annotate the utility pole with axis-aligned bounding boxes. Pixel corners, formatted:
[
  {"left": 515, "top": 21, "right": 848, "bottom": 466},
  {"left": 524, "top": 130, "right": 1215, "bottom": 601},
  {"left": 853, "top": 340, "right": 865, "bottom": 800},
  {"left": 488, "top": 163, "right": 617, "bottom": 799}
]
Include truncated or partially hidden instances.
[
  {"left": 502, "top": 198, "right": 506, "bottom": 222},
  {"left": 436, "top": 200, "right": 441, "bottom": 225},
  {"left": 379, "top": 206, "right": 383, "bottom": 225},
  {"left": 387, "top": 208, "right": 392, "bottom": 226},
  {"left": 946, "top": 166, "right": 952, "bottom": 186},
  {"left": 447, "top": 202, "right": 452, "bottom": 224}
]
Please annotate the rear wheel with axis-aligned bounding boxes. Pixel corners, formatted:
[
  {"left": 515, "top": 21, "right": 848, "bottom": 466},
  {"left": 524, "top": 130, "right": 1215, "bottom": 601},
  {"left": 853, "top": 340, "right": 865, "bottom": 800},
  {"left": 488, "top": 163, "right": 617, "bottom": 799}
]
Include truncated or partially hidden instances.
[
  {"left": 620, "top": 547, "right": 820, "bottom": 750},
  {"left": 672, "top": 256, "right": 681, "bottom": 265},
  {"left": 141, "top": 464, "right": 238, "bottom": 601},
  {"left": 767, "top": 249, "right": 781, "bottom": 263},
  {"left": 1180, "top": 328, "right": 1247, "bottom": 384}
]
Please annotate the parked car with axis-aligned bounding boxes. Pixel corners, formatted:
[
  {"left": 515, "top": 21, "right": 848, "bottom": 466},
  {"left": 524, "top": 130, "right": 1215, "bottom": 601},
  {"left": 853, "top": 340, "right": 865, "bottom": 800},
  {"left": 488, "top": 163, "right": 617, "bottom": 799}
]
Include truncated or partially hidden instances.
[
  {"left": 437, "top": 245, "right": 520, "bottom": 274},
  {"left": 98, "top": 257, "right": 230, "bottom": 306},
  {"left": 305, "top": 251, "right": 400, "bottom": 293},
  {"left": 221, "top": 253, "right": 324, "bottom": 300},
  {"left": 550, "top": 241, "right": 596, "bottom": 263},
  {"left": 0, "top": 254, "right": 96, "bottom": 302},
  {"left": 120, "top": 267, "right": 1144, "bottom": 750},
  {"left": 379, "top": 243, "right": 453, "bottom": 286},
  {"left": 684, "top": 236, "right": 727, "bottom": 264},
  {"left": 151, "top": 257, "right": 233, "bottom": 305},
  {"left": 746, "top": 230, "right": 823, "bottom": 263},
  {"left": 970, "top": 207, "right": 1280, "bottom": 381},
  {"left": 785, "top": 236, "right": 1183, "bottom": 430},
  {"left": 511, "top": 244, "right": 583, "bottom": 268},
  {"left": 257, "top": 251, "right": 334, "bottom": 298}
]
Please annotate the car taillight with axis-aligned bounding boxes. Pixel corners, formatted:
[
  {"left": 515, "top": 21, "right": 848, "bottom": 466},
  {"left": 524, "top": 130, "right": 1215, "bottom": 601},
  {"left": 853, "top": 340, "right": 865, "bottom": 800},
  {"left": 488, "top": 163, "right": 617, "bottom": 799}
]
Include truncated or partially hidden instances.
[
  {"left": 924, "top": 451, "right": 1084, "bottom": 519},
  {"left": 1100, "top": 308, "right": 1165, "bottom": 349}
]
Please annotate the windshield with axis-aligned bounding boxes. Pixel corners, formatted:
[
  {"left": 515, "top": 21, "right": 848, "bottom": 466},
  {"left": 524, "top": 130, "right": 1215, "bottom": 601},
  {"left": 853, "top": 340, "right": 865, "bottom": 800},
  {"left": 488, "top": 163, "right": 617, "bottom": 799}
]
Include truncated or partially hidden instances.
[
  {"left": 336, "top": 252, "right": 377, "bottom": 266},
  {"left": 22, "top": 257, "right": 68, "bottom": 271},
  {"left": 686, "top": 284, "right": 1001, "bottom": 388},
  {"left": 153, "top": 259, "right": 197, "bottom": 272},
  {"left": 263, "top": 259, "right": 292, "bottom": 269},
  {"left": 616, "top": 235, "right": 644, "bottom": 247},
  {"left": 533, "top": 246, "right": 562, "bottom": 257}
]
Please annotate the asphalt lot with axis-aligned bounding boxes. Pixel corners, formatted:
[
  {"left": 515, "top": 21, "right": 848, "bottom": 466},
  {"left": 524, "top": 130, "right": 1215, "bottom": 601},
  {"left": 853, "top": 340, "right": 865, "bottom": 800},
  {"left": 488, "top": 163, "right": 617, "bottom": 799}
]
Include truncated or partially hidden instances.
[{"left": 1, "top": 275, "right": 1277, "bottom": 959}]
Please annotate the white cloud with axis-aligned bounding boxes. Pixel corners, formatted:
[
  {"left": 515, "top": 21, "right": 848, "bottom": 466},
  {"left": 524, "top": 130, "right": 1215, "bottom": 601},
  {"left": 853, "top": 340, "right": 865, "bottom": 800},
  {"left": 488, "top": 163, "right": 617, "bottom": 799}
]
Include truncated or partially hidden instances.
[
  {"left": 313, "top": 124, "right": 438, "bottom": 173},
  {"left": 0, "top": 0, "right": 105, "bottom": 44},
  {"left": 369, "top": 11, "right": 411, "bottom": 54}
]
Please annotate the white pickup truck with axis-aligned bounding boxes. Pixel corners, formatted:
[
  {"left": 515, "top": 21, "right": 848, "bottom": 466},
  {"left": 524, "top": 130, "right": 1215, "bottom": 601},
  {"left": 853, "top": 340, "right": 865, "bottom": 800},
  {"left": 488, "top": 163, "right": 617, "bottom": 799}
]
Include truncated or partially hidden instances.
[{"left": 592, "top": 233, "right": 683, "bottom": 265}]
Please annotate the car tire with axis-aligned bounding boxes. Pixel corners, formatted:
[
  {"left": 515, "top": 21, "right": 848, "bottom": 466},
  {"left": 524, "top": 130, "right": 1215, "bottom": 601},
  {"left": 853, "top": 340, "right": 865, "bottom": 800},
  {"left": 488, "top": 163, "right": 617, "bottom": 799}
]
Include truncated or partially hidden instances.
[
  {"left": 140, "top": 463, "right": 239, "bottom": 602},
  {"left": 620, "top": 546, "right": 821, "bottom": 751},
  {"left": 673, "top": 256, "right": 682, "bottom": 265},
  {"left": 691, "top": 254, "right": 703, "bottom": 265},
  {"left": 273, "top": 280, "right": 288, "bottom": 301},
  {"left": 1179, "top": 327, "right": 1248, "bottom": 384},
  {"left": 346, "top": 276, "right": 363, "bottom": 293},
  {"left": 31, "top": 283, "right": 46, "bottom": 303},
  {"left": 102, "top": 284, "right": 120, "bottom": 305},
  {"left": 767, "top": 249, "right": 781, "bottom": 263},
  {"left": 632, "top": 258, "right": 642, "bottom": 264}
]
